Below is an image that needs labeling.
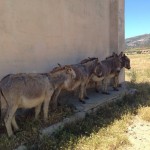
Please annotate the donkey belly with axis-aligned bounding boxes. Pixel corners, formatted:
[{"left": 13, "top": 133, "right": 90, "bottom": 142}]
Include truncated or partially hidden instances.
[
  {"left": 108, "top": 73, "right": 115, "bottom": 79},
  {"left": 69, "top": 81, "right": 81, "bottom": 91},
  {"left": 19, "top": 95, "right": 45, "bottom": 108},
  {"left": 92, "top": 76, "right": 104, "bottom": 82}
]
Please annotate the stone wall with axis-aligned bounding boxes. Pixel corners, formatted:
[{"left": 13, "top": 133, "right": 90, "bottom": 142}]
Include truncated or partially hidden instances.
[{"left": 0, "top": 0, "right": 125, "bottom": 81}]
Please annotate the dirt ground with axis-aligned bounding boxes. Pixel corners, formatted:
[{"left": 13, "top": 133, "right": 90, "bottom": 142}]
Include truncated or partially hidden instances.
[{"left": 123, "top": 116, "right": 150, "bottom": 150}]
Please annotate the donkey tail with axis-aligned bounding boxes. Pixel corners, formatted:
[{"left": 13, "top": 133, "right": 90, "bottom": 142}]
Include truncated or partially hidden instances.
[
  {"left": 0, "top": 88, "right": 8, "bottom": 105},
  {"left": 0, "top": 88, "right": 8, "bottom": 120}
]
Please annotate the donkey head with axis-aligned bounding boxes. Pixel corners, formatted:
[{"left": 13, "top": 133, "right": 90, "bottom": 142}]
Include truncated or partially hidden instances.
[
  {"left": 80, "top": 57, "right": 98, "bottom": 64},
  {"left": 93, "top": 62, "right": 103, "bottom": 78},
  {"left": 51, "top": 64, "right": 76, "bottom": 79},
  {"left": 119, "top": 52, "right": 131, "bottom": 69},
  {"left": 64, "top": 65, "right": 76, "bottom": 79},
  {"left": 80, "top": 57, "right": 99, "bottom": 75},
  {"left": 106, "top": 52, "right": 122, "bottom": 73}
]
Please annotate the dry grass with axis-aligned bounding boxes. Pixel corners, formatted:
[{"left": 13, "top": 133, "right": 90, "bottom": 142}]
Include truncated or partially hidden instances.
[
  {"left": 125, "top": 54, "right": 150, "bottom": 123},
  {"left": 125, "top": 54, "right": 150, "bottom": 82},
  {"left": 73, "top": 115, "right": 131, "bottom": 150},
  {"left": 0, "top": 105, "right": 74, "bottom": 149},
  {"left": 138, "top": 107, "right": 150, "bottom": 122},
  {"left": 35, "top": 100, "right": 135, "bottom": 150}
]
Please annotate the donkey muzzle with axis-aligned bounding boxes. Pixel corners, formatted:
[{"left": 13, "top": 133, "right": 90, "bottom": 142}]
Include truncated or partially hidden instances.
[
  {"left": 116, "top": 70, "right": 120, "bottom": 73},
  {"left": 127, "top": 67, "right": 131, "bottom": 69}
]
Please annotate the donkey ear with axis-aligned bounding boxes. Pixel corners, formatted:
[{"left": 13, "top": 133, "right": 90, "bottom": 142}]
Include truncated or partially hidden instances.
[
  {"left": 119, "top": 52, "right": 124, "bottom": 57},
  {"left": 112, "top": 52, "right": 117, "bottom": 57},
  {"left": 64, "top": 66, "right": 72, "bottom": 73},
  {"left": 95, "top": 58, "right": 99, "bottom": 62},
  {"left": 64, "top": 65, "right": 71, "bottom": 70},
  {"left": 99, "top": 61, "right": 103, "bottom": 66},
  {"left": 64, "top": 66, "right": 68, "bottom": 71},
  {"left": 57, "top": 63, "right": 62, "bottom": 67}
]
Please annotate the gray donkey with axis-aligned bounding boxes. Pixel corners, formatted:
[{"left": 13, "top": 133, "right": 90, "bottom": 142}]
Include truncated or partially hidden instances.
[
  {"left": 51, "top": 57, "right": 101, "bottom": 107},
  {"left": 120, "top": 52, "right": 131, "bottom": 70},
  {"left": 111, "top": 52, "right": 131, "bottom": 90},
  {"left": 0, "top": 66, "right": 76, "bottom": 137},
  {"left": 92, "top": 52, "right": 122, "bottom": 94}
]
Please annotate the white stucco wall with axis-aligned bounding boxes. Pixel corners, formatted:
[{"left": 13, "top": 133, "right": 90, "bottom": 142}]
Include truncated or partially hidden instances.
[{"left": 0, "top": 0, "right": 125, "bottom": 81}]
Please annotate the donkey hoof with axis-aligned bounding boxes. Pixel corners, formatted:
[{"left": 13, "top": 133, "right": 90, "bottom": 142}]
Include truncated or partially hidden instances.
[
  {"left": 113, "top": 88, "right": 119, "bottom": 91},
  {"left": 95, "top": 90, "right": 99, "bottom": 93},
  {"left": 118, "top": 84, "right": 122, "bottom": 87},
  {"left": 106, "top": 92, "right": 110, "bottom": 95},
  {"left": 82, "top": 101, "right": 86, "bottom": 104},
  {"left": 58, "top": 102, "right": 61, "bottom": 106},
  {"left": 84, "top": 96, "right": 89, "bottom": 99},
  {"left": 79, "top": 99, "right": 86, "bottom": 104},
  {"left": 8, "top": 134, "right": 15, "bottom": 138},
  {"left": 14, "top": 129, "right": 22, "bottom": 134},
  {"left": 102, "top": 92, "right": 110, "bottom": 95}
]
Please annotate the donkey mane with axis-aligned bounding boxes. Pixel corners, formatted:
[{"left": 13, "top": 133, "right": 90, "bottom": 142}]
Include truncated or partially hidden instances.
[
  {"left": 1, "top": 74, "right": 12, "bottom": 81},
  {"left": 80, "top": 57, "right": 98, "bottom": 64},
  {"left": 50, "top": 65, "right": 71, "bottom": 74},
  {"left": 106, "top": 55, "right": 113, "bottom": 59},
  {"left": 50, "top": 67, "right": 65, "bottom": 74},
  {"left": 105, "top": 53, "right": 118, "bottom": 60}
]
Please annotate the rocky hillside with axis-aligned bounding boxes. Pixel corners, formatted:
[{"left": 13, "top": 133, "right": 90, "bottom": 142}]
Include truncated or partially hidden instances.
[{"left": 126, "top": 34, "right": 150, "bottom": 49}]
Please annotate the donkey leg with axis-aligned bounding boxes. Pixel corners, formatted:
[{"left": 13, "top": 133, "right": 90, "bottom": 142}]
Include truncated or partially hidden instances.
[
  {"left": 4, "top": 105, "right": 18, "bottom": 137},
  {"left": 84, "top": 82, "right": 89, "bottom": 99},
  {"left": 35, "top": 104, "right": 42, "bottom": 120},
  {"left": 12, "top": 115, "right": 19, "bottom": 132},
  {"left": 116, "top": 75, "right": 122, "bottom": 87},
  {"left": 95, "top": 82, "right": 100, "bottom": 93},
  {"left": 102, "top": 79, "right": 110, "bottom": 95},
  {"left": 51, "top": 88, "right": 62, "bottom": 110},
  {"left": 105, "top": 79, "right": 110, "bottom": 94},
  {"left": 79, "top": 83, "right": 86, "bottom": 104},
  {"left": 43, "top": 91, "right": 54, "bottom": 122},
  {"left": 0, "top": 96, "right": 8, "bottom": 120},
  {"left": 113, "top": 76, "right": 119, "bottom": 91}
]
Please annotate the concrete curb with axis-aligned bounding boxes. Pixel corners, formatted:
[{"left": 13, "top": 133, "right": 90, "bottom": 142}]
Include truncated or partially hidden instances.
[{"left": 40, "top": 87, "right": 126, "bottom": 137}]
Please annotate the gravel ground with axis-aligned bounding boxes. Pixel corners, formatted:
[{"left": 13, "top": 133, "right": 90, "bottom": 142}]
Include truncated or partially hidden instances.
[{"left": 123, "top": 116, "right": 150, "bottom": 150}]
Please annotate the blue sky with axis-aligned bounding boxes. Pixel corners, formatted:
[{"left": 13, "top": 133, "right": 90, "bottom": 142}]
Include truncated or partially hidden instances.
[{"left": 125, "top": 0, "right": 150, "bottom": 39}]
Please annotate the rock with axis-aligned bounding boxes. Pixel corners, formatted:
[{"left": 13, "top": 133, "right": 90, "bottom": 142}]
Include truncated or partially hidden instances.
[
  {"left": 15, "top": 145, "right": 27, "bottom": 150},
  {"left": 127, "top": 88, "right": 138, "bottom": 95}
]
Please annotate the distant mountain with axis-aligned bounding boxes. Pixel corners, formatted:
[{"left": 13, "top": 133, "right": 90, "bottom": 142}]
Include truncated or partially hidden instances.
[{"left": 125, "top": 34, "right": 150, "bottom": 49}]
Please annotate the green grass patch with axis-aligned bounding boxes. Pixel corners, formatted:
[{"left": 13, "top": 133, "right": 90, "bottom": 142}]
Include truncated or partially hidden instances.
[{"left": 0, "top": 105, "right": 74, "bottom": 150}]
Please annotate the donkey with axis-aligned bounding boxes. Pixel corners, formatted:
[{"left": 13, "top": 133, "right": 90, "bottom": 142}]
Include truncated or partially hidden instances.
[
  {"left": 0, "top": 66, "right": 76, "bottom": 137},
  {"left": 79, "top": 57, "right": 102, "bottom": 99},
  {"left": 91, "top": 53, "right": 122, "bottom": 94},
  {"left": 111, "top": 52, "right": 131, "bottom": 89},
  {"left": 51, "top": 57, "right": 101, "bottom": 107},
  {"left": 120, "top": 52, "right": 131, "bottom": 70}
]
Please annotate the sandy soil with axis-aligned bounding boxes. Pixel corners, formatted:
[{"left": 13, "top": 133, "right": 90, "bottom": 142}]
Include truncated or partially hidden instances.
[{"left": 123, "top": 116, "right": 150, "bottom": 150}]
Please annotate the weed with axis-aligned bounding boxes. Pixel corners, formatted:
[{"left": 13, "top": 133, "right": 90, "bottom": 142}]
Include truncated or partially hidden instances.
[
  {"left": 130, "top": 69, "right": 137, "bottom": 83},
  {"left": 146, "top": 69, "right": 150, "bottom": 78},
  {"left": 0, "top": 105, "right": 74, "bottom": 149}
]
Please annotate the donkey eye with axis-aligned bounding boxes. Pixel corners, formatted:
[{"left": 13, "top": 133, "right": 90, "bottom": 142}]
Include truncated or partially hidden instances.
[{"left": 66, "top": 68, "right": 71, "bottom": 73}]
